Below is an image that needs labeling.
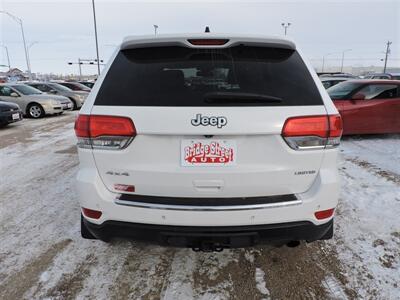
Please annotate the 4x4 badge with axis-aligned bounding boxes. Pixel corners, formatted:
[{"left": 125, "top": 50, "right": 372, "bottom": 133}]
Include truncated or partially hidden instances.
[{"left": 191, "top": 114, "right": 227, "bottom": 128}]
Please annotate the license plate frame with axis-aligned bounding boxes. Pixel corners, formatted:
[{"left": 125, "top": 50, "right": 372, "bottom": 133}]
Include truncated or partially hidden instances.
[{"left": 181, "top": 139, "right": 236, "bottom": 167}]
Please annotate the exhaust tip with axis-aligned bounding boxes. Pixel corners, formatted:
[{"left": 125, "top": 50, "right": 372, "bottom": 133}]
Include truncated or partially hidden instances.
[{"left": 286, "top": 240, "right": 300, "bottom": 248}]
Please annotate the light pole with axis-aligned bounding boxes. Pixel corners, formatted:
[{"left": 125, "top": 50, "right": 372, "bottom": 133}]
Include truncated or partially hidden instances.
[
  {"left": 27, "top": 41, "right": 38, "bottom": 73},
  {"left": 322, "top": 53, "right": 335, "bottom": 72},
  {"left": 153, "top": 24, "right": 159, "bottom": 36},
  {"left": 91, "top": 0, "right": 101, "bottom": 76},
  {"left": 281, "top": 22, "right": 291, "bottom": 35},
  {"left": 0, "top": 45, "right": 11, "bottom": 70},
  {"left": 340, "top": 49, "right": 352, "bottom": 73},
  {"left": 0, "top": 11, "right": 31, "bottom": 79}
]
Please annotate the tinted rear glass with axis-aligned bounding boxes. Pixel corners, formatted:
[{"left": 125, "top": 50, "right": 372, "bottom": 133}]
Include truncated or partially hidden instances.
[{"left": 95, "top": 46, "right": 323, "bottom": 106}]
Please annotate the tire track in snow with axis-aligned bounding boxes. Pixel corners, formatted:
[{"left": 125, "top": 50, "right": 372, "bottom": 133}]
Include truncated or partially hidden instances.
[{"left": 345, "top": 157, "right": 400, "bottom": 185}]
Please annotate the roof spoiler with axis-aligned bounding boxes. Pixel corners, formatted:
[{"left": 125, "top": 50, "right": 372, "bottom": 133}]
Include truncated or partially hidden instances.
[{"left": 120, "top": 35, "right": 296, "bottom": 51}]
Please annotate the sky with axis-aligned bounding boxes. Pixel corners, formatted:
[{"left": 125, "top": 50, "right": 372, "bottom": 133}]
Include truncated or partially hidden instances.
[{"left": 1, "top": 0, "right": 399, "bottom": 75}]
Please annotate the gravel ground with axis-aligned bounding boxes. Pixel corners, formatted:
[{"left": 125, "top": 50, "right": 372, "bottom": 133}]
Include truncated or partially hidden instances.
[{"left": 0, "top": 112, "right": 399, "bottom": 299}]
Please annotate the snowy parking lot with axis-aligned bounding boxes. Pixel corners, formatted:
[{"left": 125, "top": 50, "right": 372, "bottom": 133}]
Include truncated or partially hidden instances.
[{"left": 0, "top": 112, "right": 399, "bottom": 299}]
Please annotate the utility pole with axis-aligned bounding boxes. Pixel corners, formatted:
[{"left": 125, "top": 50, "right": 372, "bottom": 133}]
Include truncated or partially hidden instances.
[
  {"left": 281, "top": 22, "right": 291, "bottom": 35},
  {"left": 383, "top": 41, "right": 392, "bottom": 73},
  {"left": 153, "top": 24, "right": 158, "bottom": 36},
  {"left": 91, "top": 0, "right": 101, "bottom": 76}
]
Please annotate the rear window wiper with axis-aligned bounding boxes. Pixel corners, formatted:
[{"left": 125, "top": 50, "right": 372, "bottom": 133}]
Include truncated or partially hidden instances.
[{"left": 204, "top": 92, "right": 282, "bottom": 104}]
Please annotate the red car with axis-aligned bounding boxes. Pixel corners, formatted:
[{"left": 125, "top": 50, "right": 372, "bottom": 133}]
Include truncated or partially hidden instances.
[{"left": 327, "top": 80, "right": 400, "bottom": 135}]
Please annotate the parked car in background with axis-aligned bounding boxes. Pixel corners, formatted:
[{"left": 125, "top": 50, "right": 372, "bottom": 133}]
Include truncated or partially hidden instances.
[
  {"left": 319, "top": 72, "right": 358, "bottom": 79},
  {"left": 320, "top": 77, "right": 350, "bottom": 89},
  {"left": 26, "top": 82, "right": 87, "bottom": 110},
  {"left": 57, "top": 81, "right": 91, "bottom": 92},
  {"left": 364, "top": 72, "right": 400, "bottom": 80},
  {"left": 327, "top": 80, "right": 400, "bottom": 135},
  {"left": 0, "top": 100, "right": 23, "bottom": 127},
  {"left": 78, "top": 81, "right": 95, "bottom": 89},
  {"left": 0, "top": 83, "right": 66, "bottom": 118}
]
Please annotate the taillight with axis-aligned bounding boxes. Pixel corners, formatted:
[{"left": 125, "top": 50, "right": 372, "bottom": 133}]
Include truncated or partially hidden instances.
[
  {"left": 282, "top": 115, "right": 342, "bottom": 150},
  {"left": 75, "top": 115, "right": 136, "bottom": 150},
  {"left": 188, "top": 39, "right": 229, "bottom": 46}
]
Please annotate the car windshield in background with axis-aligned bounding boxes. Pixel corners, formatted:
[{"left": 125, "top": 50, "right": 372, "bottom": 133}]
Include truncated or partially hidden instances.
[
  {"left": 95, "top": 46, "right": 323, "bottom": 106},
  {"left": 327, "top": 81, "right": 363, "bottom": 100},
  {"left": 13, "top": 84, "right": 43, "bottom": 95},
  {"left": 49, "top": 83, "right": 72, "bottom": 92}
]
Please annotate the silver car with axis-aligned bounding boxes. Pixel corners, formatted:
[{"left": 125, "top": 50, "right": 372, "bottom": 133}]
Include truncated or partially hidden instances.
[
  {"left": 26, "top": 82, "right": 88, "bottom": 110},
  {"left": 0, "top": 83, "right": 71, "bottom": 118}
]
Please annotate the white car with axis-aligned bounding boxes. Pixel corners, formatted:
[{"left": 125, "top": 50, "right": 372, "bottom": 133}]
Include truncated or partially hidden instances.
[{"left": 75, "top": 34, "right": 343, "bottom": 251}]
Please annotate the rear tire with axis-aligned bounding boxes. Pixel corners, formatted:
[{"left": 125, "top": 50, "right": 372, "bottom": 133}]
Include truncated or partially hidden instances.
[
  {"left": 27, "top": 103, "right": 45, "bottom": 118},
  {"left": 81, "top": 214, "right": 97, "bottom": 239}
]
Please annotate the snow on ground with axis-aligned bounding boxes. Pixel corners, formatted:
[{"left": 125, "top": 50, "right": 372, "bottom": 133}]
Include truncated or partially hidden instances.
[
  {"left": 341, "top": 134, "right": 400, "bottom": 177},
  {"left": 0, "top": 114, "right": 399, "bottom": 299},
  {"left": 337, "top": 135, "right": 400, "bottom": 298},
  {"left": 255, "top": 268, "right": 270, "bottom": 298}
]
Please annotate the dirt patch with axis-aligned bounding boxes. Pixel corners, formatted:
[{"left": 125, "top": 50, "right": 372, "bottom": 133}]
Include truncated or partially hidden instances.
[
  {"left": 0, "top": 239, "right": 72, "bottom": 299},
  {"left": 373, "top": 239, "right": 385, "bottom": 247},
  {"left": 55, "top": 145, "right": 78, "bottom": 154},
  {"left": 192, "top": 249, "right": 265, "bottom": 299},
  {"left": 254, "top": 242, "right": 356, "bottom": 299},
  {"left": 379, "top": 254, "right": 396, "bottom": 269},
  {"left": 346, "top": 157, "right": 400, "bottom": 184},
  {"left": 109, "top": 244, "right": 175, "bottom": 299},
  {"left": 44, "top": 253, "right": 97, "bottom": 299}
]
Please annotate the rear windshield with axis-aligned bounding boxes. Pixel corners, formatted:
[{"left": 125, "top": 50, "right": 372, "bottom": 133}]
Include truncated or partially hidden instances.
[{"left": 95, "top": 46, "right": 323, "bottom": 106}]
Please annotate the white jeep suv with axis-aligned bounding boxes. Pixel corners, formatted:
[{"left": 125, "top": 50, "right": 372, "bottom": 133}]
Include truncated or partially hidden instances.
[{"left": 75, "top": 34, "right": 342, "bottom": 250}]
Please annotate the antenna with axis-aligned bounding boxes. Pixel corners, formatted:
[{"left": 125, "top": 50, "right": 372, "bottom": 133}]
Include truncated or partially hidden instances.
[{"left": 205, "top": 26, "right": 210, "bottom": 33}]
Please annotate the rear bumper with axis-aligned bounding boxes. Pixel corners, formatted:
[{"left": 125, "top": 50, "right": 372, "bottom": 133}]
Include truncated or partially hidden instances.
[
  {"left": 42, "top": 105, "right": 63, "bottom": 115},
  {"left": 0, "top": 110, "right": 23, "bottom": 125},
  {"left": 61, "top": 102, "right": 74, "bottom": 111},
  {"left": 83, "top": 218, "right": 333, "bottom": 248}
]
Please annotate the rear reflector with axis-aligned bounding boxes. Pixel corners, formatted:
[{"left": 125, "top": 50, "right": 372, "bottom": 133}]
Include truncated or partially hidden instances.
[
  {"left": 114, "top": 184, "right": 135, "bottom": 192},
  {"left": 282, "top": 115, "right": 342, "bottom": 150},
  {"left": 188, "top": 39, "right": 229, "bottom": 46},
  {"left": 82, "top": 207, "right": 102, "bottom": 219},
  {"left": 315, "top": 208, "right": 335, "bottom": 220},
  {"left": 75, "top": 115, "right": 136, "bottom": 150}
]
